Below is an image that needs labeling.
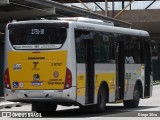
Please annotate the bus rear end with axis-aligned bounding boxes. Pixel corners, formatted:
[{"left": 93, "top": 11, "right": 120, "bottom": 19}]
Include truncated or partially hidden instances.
[{"left": 4, "top": 21, "right": 76, "bottom": 110}]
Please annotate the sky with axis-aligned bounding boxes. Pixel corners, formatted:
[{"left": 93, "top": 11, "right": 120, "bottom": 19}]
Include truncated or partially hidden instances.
[{"left": 65, "top": 1, "right": 160, "bottom": 11}]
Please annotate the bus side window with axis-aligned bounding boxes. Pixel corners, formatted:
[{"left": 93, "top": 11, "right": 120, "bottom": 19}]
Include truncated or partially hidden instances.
[
  {"left": 93, "top": 32, "right": 115, "bottom": 63},
  {"left": 124, "top": 36, "right": 145, "bottom": 64},
  {"left": 75, "top": 30, "right": 86, "bottom": 63},
  {"left": 151, "top": 41, "right": 158, "bottom": 60},
  {"left": 93, "top": 32, "right": 107, "bottom": 63},
  {"left": 134, "top": 38, "right": 145, "bottom": 64},
  {"left": 124, "top": 37, "right": 135, "bottom": 64}
]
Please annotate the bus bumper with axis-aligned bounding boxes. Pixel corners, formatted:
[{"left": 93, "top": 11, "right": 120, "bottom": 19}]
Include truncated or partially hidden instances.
[{"left": 4, "top": 87, "right": 77, "bottom": 103}]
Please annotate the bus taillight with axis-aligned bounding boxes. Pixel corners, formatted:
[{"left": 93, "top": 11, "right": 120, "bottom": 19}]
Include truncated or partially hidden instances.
[
  {"left": 64, "top": 68, "right": 72, "bottom": 89},
  {"left": 4, "top": 68, "right": 11, "bottom": 89}
]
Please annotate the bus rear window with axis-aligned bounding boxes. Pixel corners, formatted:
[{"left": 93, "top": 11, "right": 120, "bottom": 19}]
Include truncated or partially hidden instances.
[{"left": 9, "top": 23, "right": 67, "bottom": 49}]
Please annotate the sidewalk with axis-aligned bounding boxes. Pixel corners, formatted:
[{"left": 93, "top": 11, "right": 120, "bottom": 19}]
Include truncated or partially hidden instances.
[{"left": 0, "top": 97, "right": 25, "bottom": 109}]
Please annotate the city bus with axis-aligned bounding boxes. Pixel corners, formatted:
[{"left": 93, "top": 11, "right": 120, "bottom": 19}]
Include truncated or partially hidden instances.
[{"left": 4, "top": 17, "right": 152, "bottom": 112}]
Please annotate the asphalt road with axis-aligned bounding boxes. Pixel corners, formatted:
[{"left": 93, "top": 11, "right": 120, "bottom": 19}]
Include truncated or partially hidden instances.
[{"left": 0, "top": 85, "right": 160, "bottom": 120}]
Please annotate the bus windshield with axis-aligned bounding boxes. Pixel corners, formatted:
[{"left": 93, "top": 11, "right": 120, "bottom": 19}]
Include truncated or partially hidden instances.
[{"left": 9, "top": 23, "right": 67, "bottom": 49}]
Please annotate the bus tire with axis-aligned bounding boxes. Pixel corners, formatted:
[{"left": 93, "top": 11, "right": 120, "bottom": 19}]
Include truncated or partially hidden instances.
[
  {"left": 32, "top": 102, "right": 57, "bottom": 112},
  {"left": 123, "top": 84, "right": 140, "bottom": 108},
  {"left": 96, "top": 86, "right": 107, "bottom": 112}
]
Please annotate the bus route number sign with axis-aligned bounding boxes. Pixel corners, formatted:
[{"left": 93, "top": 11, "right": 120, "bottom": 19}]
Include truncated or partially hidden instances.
[{"left": 31, "top": 29, "right": 44, "bottom": 35}]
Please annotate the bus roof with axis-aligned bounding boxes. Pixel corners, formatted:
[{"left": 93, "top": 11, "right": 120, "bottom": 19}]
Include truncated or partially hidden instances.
[
  {"left": 58, "top": 17, "right": 114, "bottom": 26},
  {"left": 7, "top": 18, "right": 149, "bottom": 38}
]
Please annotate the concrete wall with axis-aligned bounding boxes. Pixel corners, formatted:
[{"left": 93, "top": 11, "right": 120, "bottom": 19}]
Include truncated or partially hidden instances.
[
  {"left": 109, "top": 9, "right": 160, "bottom": 22},
  {"left": 97, "top": 9, "right": 160, "bottom": 40}
]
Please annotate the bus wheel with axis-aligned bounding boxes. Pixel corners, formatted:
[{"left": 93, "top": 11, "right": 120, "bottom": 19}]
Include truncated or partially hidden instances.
[
  {"left": 123, "top": 84, "right": 140, "bottom": 108},
  {"left": 96, "top": 86, "right": 107, "bottom": 112},
  {"left": 32, "top": 102, "right": 57, "bottom": 112}
]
